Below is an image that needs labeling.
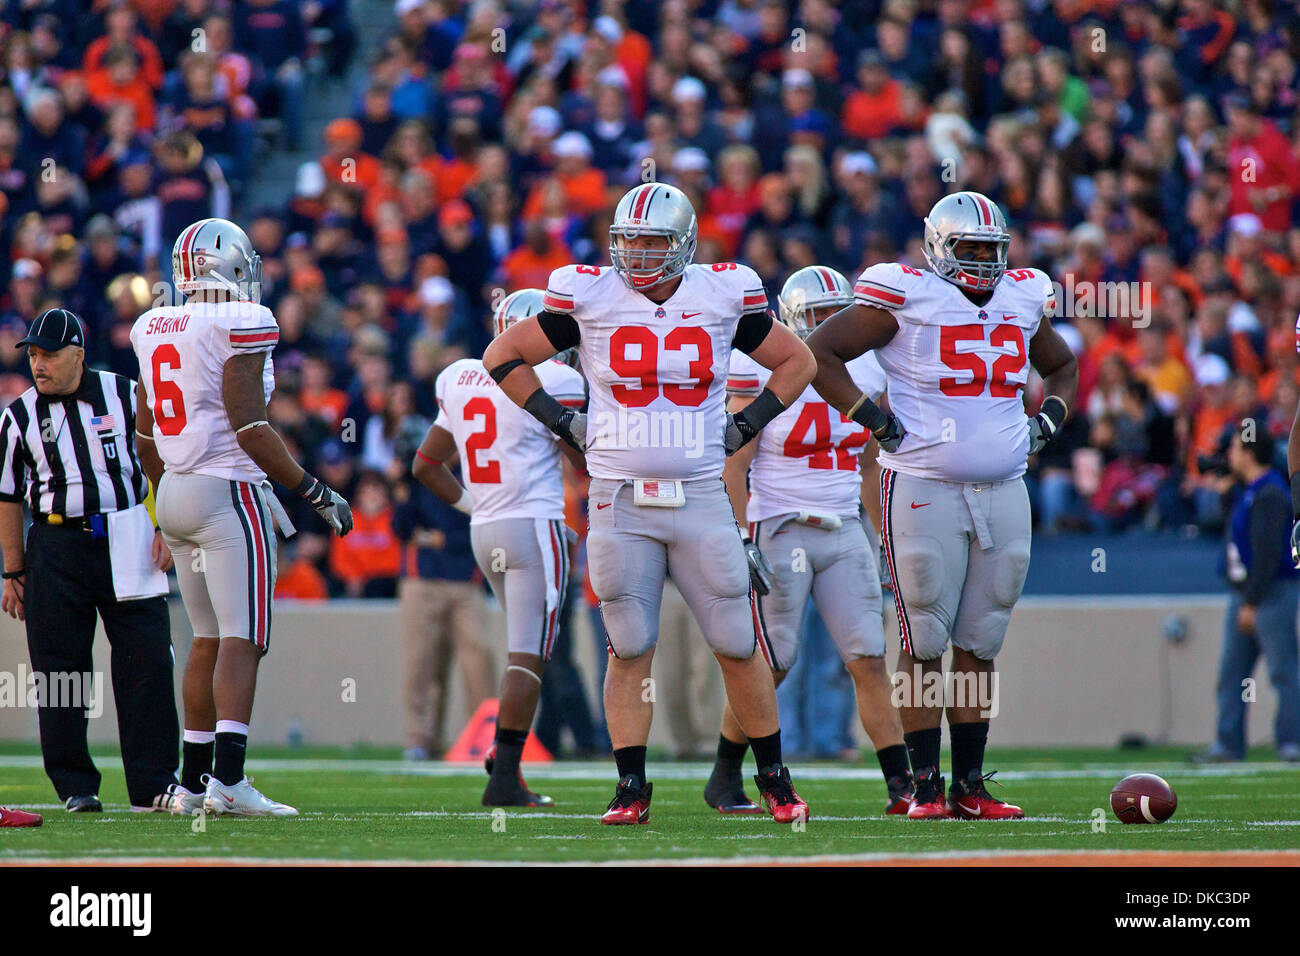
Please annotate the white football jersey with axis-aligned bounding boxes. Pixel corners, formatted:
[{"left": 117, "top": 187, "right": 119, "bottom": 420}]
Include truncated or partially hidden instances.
[
  {"left": 545, "top": 262, "right": 769, "bottom": 481},
  {"left": 854, "top": 263, "right": 1056, "bottom": 483},
  {"left": 433, "top": 357, "right": 585, "bottom": 524},
  {"left": 130, "top": 300, "right": 277, "bottom": 483},
  {"left": 728, "top": 349, "right": 886, "bottom": 521}
]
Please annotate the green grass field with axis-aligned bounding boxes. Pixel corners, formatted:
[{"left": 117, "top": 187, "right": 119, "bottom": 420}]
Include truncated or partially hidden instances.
[{"left": 2, "top": 744, "right": 1297, "bottom": 864}]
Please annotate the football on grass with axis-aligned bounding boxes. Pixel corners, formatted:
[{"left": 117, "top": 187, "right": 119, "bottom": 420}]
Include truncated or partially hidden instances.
[{"left": 1110, "top": 773, "right": 1177, "bottom": 824}]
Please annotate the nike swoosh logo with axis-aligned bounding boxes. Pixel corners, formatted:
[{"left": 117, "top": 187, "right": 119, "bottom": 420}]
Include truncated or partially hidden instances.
[
  {"left": 910, "top": 502, "right": 930, "bottom": 509},
  {"left": 596, "top": 503, "right": 612, "bottom": 510},
  {"left": 957, "top": 800, "right": 980, "bottom": 816},
  {"left": 682, "top": 312, "right": 702, "bottom": 319}
]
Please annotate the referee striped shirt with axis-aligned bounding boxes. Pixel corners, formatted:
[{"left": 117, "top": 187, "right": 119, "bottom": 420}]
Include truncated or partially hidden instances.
[{"left": 0, "top": 369, "right": 148, "bottom": 517}]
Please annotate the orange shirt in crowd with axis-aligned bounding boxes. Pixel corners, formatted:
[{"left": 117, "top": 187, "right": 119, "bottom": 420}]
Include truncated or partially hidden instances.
[
  {"left": 86, "top": 70, "right": 156, "bottom": 131},
  {"left": 1188, "top": 402, "right": 1237, "bottom": 474},
  {"left": 275, "top": 559, "right": 329, "bottom": 601},
  {"left": 83, "top": 35, "right": 165, "bottom": 89},
  {"left": 522, "top": 167, "right": 608, "bottom": 220},
  {"left": 300, "top": 386, "right": 348, "bottom": 429},
  {"left": 436, "top": 157, "right": 478, "bottom": 204},
  {"left": 500, "top": 240, "right": 573, "bottom": 291},
  {"left": 320, "top": 152, "right": 381, "bottom": 191},
  {"left": 329, "top": 508, "right": 401, "bottom": 586},
  {"left": 841, "top": 82, "right": 900, "bottom": 140}
]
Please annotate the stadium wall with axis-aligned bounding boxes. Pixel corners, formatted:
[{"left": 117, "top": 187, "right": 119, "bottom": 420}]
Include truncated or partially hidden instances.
[{"left": 0, "top": 595, "right": 1280, "bottom": 751}]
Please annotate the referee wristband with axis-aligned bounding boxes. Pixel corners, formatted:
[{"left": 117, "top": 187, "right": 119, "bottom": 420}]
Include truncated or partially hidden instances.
[{"left": 2, "top": 568, "right": 25, "bottom": 580}]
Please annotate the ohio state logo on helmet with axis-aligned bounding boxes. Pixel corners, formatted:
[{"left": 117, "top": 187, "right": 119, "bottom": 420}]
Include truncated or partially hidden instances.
[
  {"left": 922, "top": 191, "right": 1010, "bottom": 293},
  {"left": 608, "top": 183, "right": 698, "bottom": 291},
  {"left": 172, "top": 218, "right": 263, "bottom": 303}
]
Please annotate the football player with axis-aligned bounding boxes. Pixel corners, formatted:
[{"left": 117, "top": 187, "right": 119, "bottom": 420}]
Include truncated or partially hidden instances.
[
  {"left": 484, "top": 182, "right": 817, "bottom": 824},
  {"left": 132, "top": 218, "right": 353, "bottom": 817},
  {"left": 709, "top": 266, "right": 914, "bottom": 815},
  {"left": 807, "top": 192, "right": 1078, "bottom": 819},
  {"left": 411, "top": 289, "right": 586, "bottom": 807}
]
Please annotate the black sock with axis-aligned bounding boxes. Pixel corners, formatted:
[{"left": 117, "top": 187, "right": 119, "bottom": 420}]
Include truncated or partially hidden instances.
[
  {"left": 950, "top": 721, "right": 989, "bottom": 785},
  {"left": 491, "top": 728, "right": 528, "bottom": 781},
  {"left": 876, "top": 744, "right": 911, "bottom": 786},
  {"left": 904, "top": 726, "right": 942, "bottom": 780},
  {"left": 715, "top": 734, "right": 748, "bottom": 772},
  {"left": 750, "top": 730, "right": 783, "bottom": 772},
  {"left": 214, "top": 732, "right": 248, "bottom": 787},
  {"left": 181, "top": 740, "right": 213, "bottom": 794},
  {"left": 613, "top": 746, "right": 647, "bottom": 785}
]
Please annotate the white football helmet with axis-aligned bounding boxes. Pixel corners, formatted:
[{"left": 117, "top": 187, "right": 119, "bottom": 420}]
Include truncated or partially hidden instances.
[
  {"left": 492, "top": 288, "right": 545, "bottom": 337},
  {"left": 779, "top": 266, "right": 853, "bottom": 338},
  {"left": 922, "top": 191, "right": 1009, "bottom": 293},
  {"left": 172, "top": 218, "right": 263, "bottom": 303},
  {"left": 608, "top": 182, "right": 697, "bottom": 291},
  {"left": 493, "top": 288, "right": 578, "bottom": 368}
]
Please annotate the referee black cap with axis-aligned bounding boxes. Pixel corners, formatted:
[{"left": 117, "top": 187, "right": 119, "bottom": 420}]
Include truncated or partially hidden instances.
[{"left": 17, "top": 308, "right": 85, "bottom": 351}]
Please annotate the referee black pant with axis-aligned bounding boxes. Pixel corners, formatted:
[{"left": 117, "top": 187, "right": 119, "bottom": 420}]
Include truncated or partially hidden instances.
[{"left": 25, "top": 521, "right": 178, "bottom": 806}]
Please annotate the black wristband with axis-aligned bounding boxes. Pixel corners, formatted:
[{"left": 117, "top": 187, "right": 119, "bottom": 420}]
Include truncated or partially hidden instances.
[
  {"left": 737, "top": 387, "right": 787, "bottom": 432},
  {"left": 2, "top": 568, "right": 25, "bottom": 580},
  {"left": 523, "top": 387, "right": 567, "bottom": 432},
  {"left": 294, "top": 473, "right": 318, "bottom": 498},
  {"left": 1291, "top": 472, "right": 1300, "bottom": 519},
  {"left": 488, "top": 358, "right": 526, "bottom": 384},
  {"left": 1040, "top": 395, "right": 1068, "bottom": 430},
  {"left": 849, "top": 393, "right": 890, "bottom": 434}
]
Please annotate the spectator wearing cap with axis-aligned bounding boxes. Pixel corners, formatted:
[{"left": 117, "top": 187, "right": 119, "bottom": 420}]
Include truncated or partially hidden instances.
[
  {"left": 155, "top": 132, "right": 230, "bottom": 284},
  {"left": 321, "top": 118, "right": 381, "bottom": 192},
  {"left": 523, "top": 131, "right": 606, "bottom": 220},
  {"left": 437, "top": 117, "right": 483, "bottom": 205},
  {"left": 435, "top": 43, "right": 504, "bottom": 141},
  {"left": 429, "top": 199, "right": 493, "bottom": 313},
  {"left": 3, "top": 260, "right": 45, "bottom": 327},
  {"left": 0, "top": 308, "right": 177, "bottom": 813},
  {"left": 672, "top": 76, "right": 728, "bottom": 161},
  {"left": 828, "top": 150, "right": 900, "bottom": 269},
  {"left": 170, "top": 54, "right": 239, "bottom": 188}
]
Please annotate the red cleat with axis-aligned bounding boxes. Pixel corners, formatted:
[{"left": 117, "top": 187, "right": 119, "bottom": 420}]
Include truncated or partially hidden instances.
[
  {"left": 754, "top": 765, "right": 809, "bottom": 824},
  {"left": 885, "top": 774, "right": 914, "bottom": 815},
  {"left": 948, "top": 771, "right": 1024, "bottom": 820},
  {"left": 0, "top": 806, "right": 42, "bottom": 827},
  {"left": 906, "top": 767, "right": 951, "bottom": 819},
  {"left": 601, "top": 775, "right": 653, "bottom": 825}
]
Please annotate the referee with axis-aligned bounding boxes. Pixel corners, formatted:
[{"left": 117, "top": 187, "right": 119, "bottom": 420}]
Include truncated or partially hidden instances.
[{"left": 0, "top": 308, "right": 179, "bottom": 812}]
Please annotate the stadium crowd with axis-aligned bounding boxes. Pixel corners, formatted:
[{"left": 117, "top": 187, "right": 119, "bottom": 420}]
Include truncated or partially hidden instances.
[{"left": 1, "top": 0, "right": 1300, "bottom": 616}]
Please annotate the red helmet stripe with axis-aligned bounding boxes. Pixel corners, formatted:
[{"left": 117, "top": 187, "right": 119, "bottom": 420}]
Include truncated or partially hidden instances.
[
  {"left": 973, "top": 194, "right": 993, "bottom": 227},
  {"left": 818, "top": 267, "right": 836, "bottom": 293},
  {"left": 176, "top": 222, "right": 201, "bottom": 283},
  {"left": 632, "top": 184, "right": 655, "bottom": 221}
]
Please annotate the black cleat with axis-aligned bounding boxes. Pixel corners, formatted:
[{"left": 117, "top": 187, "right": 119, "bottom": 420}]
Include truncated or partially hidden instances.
[
  {"left": 482, "top": 775, "right": 555, "bottom": 808},
  {"left": 753, "top": 764, "right": 809, "bottom": 823},
  {"left": 704, "top": 764, "right": 763, "bottom": 814},
  {"left": 64, "top": 795, "right": 102, "bottom": 813}
]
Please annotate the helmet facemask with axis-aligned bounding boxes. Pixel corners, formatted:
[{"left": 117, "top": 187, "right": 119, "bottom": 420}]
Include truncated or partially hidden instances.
[{"left": 608, "top": 227, "right": 695, "bottom": 291}]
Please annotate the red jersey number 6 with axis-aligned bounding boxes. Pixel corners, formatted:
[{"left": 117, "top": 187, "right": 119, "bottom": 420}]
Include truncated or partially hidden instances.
[{"left": 151, "top": 344, "right": 188, "bottom": 435}]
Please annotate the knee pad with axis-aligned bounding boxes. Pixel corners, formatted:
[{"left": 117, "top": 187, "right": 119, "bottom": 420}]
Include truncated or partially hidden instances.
[
  {"left": 598, "top": 598, "right": 658, "bottom": 659},
  {"left": 991, "top": 541, "right": 1032, "bottom": 608},
  {"left": 700, "top": 595, "right": 758, "bottom": 660},
  {"left": 695, "top": 528, "right": 750, "bottom": 600},
  {"left": 893, "top": 534, "right": 946, "bottom": 610}
]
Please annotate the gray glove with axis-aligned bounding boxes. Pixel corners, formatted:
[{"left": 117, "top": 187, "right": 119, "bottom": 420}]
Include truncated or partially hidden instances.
[
  {"left": 302, "top": 476, "right": 353, "bottom": 536},
  {"left": 558, "top": 410, "right": 587, "bottom": 453},
  {"left": 1291, "top": 520, "right": 1300, "bottom": 569},
  {"left": 743, "top": 536, "right": 774, "bottom": 596},
  {"left": 1027, "top": 396, "right": 1068, "bottom": 456},
  {"left": 873, "top": 413, "right": 906, "bottom": 454},
  {"left": 724, "top": 413, "right": 761, "bottom": 456}
]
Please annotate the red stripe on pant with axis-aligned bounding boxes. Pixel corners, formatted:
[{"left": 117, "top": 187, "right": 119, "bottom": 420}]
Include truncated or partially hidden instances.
[
  {"left": 543, "top": 521, "right": 563, "bottom": 659},
  {"left": 879, "top": 468, "right": 912, "bottom": 655},
  {"left": 238, "top": 483, "right": 269, "bottom": 649}
]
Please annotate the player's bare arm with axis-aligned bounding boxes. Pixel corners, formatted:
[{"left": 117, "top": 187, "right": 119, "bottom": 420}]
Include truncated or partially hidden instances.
[
  {"left": 411, "top": 424, "right": 473, "bottom": 515},
  {"left": 224, "top": 352, "right": 353, "bottom": 536},
  {"left": 1026, "top": 320, "right": 1079, "bottom": 454},
  {"left": 0, "top": 499, "right": 24, "bottom": 620},
  {"left": 484, "top": 315, "right": 585, "bottom": 451},
  {"left": 807, "top": 303, "right": 905, "bottom": 450},
  {"left": 722, "top": 317, "right": 816, "bottom": 457},
  {"left": 134, "top": 376, "right": 165, "bottom": 490}
]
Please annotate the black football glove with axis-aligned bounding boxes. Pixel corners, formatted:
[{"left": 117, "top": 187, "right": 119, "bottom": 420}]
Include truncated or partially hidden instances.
[
  {"left": 551, "top": 409, "right": 587, "bottom": 453},
  {"left": 1028, "top": 396, "right": 1068, "bottom": 456},
  {"left": 724, "top": 413, "right": 761, "bottom": 456},
  {"left": 742, "top": 535, "right": 775, "bottom": 596},
  {"left": 299, "top": 475, "right": 353, "bottom": 536}
]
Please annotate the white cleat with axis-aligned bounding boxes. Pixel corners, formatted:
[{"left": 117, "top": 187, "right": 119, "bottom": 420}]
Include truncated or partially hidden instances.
[
  {"left": 137, "top": 783, "right": 205, "bottom": 814},
  {"left": 202, "top": 774, "right": 299, "bottom": 817}
]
